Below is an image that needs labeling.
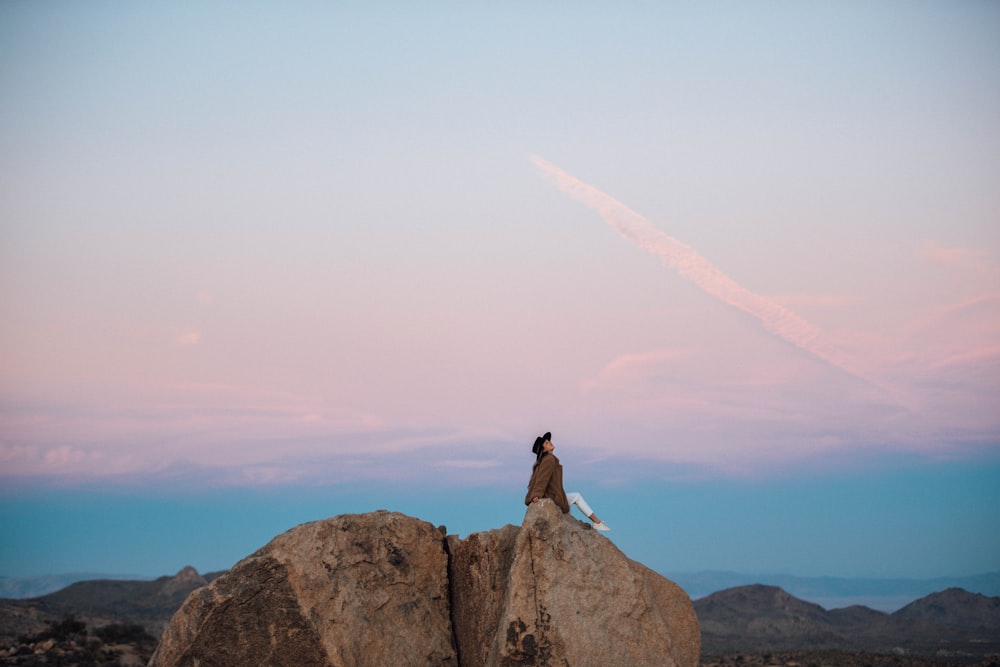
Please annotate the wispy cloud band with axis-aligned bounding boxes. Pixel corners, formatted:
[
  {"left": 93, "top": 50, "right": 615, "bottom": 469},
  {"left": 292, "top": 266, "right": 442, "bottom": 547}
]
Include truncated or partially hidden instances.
[{"left": 531, "top": 155, "right": 897, "bottom": 401}]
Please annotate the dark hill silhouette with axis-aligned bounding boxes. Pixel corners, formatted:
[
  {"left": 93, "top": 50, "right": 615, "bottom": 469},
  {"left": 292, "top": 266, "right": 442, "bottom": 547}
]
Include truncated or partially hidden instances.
[
  {"left": 0, "top": 566, "right": 225, "bottom": 643},
  {"left": 894, "top": 587, "right": 1000, "bottom": 628},
  {"left": 0, "top": 573, "right": 148, "bottom": 600},
  {"left": 695, "top": 584, "right": 1000, "bottom": 659},
  {"left": 827, "top": 603, "right": 889, "bottom": 630},
  {"left": 695, "top": 585, "right": 840, "bottom": 645},
  {"left": 672, "top": 570, "right": 1000, "bottom": 609}
]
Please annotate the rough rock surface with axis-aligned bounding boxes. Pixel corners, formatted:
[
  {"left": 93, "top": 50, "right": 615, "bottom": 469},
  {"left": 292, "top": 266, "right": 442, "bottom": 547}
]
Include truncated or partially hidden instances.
[
  {"left": 148, "top": 511, "right": 455, "bottom": 666},
  {"left": 151, "top": 503, "right": 699, "bottom": 667},
  {"left": 483, "top": 500, "right": 700, "bottom": 667}
]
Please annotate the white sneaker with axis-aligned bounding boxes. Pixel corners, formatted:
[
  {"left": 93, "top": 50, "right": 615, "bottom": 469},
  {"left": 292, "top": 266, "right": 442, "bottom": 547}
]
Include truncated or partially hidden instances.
[{"left": 593, "top": 521, "right": 610, "bottom": 532}]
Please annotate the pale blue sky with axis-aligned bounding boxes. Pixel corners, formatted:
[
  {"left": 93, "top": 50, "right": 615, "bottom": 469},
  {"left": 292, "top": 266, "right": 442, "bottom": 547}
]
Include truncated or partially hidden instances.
[{"left": 1, "top": 1, "right": 998, "bottom": 583}]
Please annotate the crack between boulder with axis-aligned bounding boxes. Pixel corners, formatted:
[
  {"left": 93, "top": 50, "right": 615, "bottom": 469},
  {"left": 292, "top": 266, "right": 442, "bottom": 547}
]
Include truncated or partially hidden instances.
[
  {"left": 527, "top": 527, "right": 544, "bottom": 653},
  {"left": 442, "top": 533, "right": 463, "bottom": 667}
]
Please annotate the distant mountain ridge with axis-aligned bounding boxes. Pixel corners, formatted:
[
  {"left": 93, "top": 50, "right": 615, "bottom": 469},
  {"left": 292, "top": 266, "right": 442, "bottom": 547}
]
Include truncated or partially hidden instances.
[
  {"left": 0, "top": 566, "right": 226, "bottom": 643},
  {"left": 695, "top": 584, "right": 1000, "bottom": 658},
  {"left": 8, "top": 568, "right": 998, "bottom": 609},
  {"left": 0, "top": 573, "right": 152, "bottom": 600},
  {"left": 670, "top": 570, "right": 1000, "bottom": 612}
]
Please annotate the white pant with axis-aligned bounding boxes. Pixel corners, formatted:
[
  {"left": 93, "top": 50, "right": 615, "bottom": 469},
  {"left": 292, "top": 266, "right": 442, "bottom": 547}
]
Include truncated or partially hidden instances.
[{"left": 566, "top": 491, "right": 594, "bottom": 518}]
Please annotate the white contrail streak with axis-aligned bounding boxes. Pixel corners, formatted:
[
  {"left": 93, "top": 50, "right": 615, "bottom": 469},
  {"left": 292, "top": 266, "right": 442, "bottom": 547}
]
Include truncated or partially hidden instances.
[{"left": 531, "top": 155, "right": 885, "bottom": 393}]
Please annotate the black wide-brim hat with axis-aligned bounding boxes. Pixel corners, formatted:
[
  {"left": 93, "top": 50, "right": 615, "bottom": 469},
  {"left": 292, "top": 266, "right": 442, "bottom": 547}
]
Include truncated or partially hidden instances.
[{"left": 531, "top": 432, "right": 552, "bottom": 456}]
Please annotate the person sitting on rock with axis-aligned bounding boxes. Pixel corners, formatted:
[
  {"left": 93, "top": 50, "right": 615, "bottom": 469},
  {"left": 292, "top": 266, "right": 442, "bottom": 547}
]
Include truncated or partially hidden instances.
[{"left": 525, "top": 431, "right": 610, "bottom": 532}]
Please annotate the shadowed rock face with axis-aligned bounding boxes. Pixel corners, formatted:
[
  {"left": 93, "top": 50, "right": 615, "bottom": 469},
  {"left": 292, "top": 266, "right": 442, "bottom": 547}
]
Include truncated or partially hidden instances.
[
  {"left": 448, "top": 524, "right": 521, "bottom": 667},
  {"left": 152, "top": 557, "right": 329, "bottom": 666},
  {"left": 149, "top": 511, "right": 455, "bottom": 667},
  {"left": 150, "top": 504, "right": 700, "bottom": 667}
]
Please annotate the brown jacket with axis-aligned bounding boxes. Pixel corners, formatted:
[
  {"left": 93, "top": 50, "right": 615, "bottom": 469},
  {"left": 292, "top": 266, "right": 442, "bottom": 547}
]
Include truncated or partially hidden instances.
[{"left": 524, "top": 453, "right": 570, "bottom": 513}]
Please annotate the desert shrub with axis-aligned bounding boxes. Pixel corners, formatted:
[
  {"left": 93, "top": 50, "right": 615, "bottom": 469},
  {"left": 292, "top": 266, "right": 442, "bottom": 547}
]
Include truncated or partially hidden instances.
[
  {"left": 94, "top": 622, "right": 154, "bottom": 644},
  {"left": 18, "top": 614, "right": 87, "bottom": 643}
]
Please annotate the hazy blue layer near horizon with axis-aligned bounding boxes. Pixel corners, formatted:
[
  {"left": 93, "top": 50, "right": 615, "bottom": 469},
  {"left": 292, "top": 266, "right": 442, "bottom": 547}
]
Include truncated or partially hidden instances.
[
  {"left": 4, "top": 465, "right": 998, "bottom": 587},
  {"left": 4, "top": 569, "right": 997, "bottom": 613}
]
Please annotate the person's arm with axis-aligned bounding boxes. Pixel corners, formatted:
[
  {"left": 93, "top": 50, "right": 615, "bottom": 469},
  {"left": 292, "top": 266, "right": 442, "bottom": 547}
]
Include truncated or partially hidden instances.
[{"left": 527, "top": 456, "right": 555, "bottom": 503}]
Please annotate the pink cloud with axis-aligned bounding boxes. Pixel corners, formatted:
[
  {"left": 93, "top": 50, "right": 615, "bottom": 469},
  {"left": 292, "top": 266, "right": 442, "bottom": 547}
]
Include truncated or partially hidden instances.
[
  {"left": 174, "top": 329, "right": 202, "bottom": 347},
  {"left": 42, "top": 445, "right": 94, "bottom": 466},
  {"left": 919, "top": 241, "right": 998, "bottom": 281},
  {"left": 0, "top": 443, "right": 35, "bottom": 464},
  {"left": 898, "top": 295, "right": 1000, "bottom": 368},
  {"left": 584, "top": 349, "right": 692, "bottom": 389},
  {"left": 0, "top": 379, "right": 432, "bottom": 483},
  {"left": 920, "top": 242, "right": 984, "bottom": 266}
]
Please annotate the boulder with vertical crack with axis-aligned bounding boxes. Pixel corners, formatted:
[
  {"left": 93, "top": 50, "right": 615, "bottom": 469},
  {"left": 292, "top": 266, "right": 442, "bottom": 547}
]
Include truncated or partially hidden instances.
[{"left": 150, "top": 503, "right": 699, "bottom": 667}]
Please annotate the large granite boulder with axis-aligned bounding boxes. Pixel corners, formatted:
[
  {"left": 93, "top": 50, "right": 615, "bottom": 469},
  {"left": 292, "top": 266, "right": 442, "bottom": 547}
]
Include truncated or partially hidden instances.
[
  {"left": 466, "top": 500, "right": 699, "bottom": 667},
  {"left": 150, "top": 504, "right": 699, "bottom": 667},
  {"left": 148, "top": 510, "right": 455, "bottom": 666}
]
